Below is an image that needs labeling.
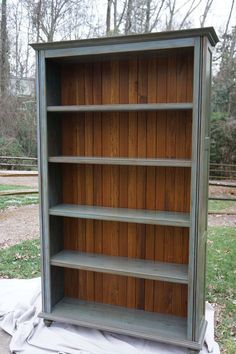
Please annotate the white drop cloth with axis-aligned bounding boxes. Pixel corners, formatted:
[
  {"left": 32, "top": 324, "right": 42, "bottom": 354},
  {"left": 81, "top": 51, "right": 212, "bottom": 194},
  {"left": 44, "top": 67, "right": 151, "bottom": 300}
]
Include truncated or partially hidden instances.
[{"left": 0, "top": 278, "right": 220, "bottom": 354}]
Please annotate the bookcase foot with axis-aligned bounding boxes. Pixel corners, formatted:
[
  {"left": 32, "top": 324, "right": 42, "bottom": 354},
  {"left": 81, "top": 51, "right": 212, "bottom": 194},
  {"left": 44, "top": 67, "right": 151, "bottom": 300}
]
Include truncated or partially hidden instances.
[{"left": 44, "top": 319, "right": 53, "bottom": 327}]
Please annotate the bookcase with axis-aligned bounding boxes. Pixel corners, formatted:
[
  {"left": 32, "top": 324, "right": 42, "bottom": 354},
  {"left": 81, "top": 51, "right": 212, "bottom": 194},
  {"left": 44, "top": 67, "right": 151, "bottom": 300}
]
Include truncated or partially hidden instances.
[{"left": 31, "top": 27, "right": 218, "bottom": 353}]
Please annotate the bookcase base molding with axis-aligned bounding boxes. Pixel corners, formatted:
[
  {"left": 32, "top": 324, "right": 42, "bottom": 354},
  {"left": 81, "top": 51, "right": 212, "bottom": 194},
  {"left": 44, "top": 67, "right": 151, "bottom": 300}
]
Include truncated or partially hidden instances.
[
  {"left": 39, "top": 299, "right": 207, "bottom": 351},
  {"left": 31, "top": 27, "right": 218, "bottom": 353}
]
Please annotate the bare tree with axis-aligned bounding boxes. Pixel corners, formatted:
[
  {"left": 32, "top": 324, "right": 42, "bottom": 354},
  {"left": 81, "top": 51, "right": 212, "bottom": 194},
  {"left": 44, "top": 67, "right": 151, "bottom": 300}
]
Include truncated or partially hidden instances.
[
  {"left": 106, "top": 0, "right": 112, "bottom": 35},
  {"left": 113, "top": 0, "right": 118, "bottom": 33},
  {"left": 165, "top": 0, "right": 177, "bottom": 30},
  {"left": 200, "top": 0, "right": 214, "bottom": 27},
  {"left": 125, "top": 0, "right": 133, "bottom": 34},
  {"left": 144, "top": 0, "right": 151, "bottom": 32},
  {"left": 26, "top": 0, "right": 73, "bottom": 42},
  {"left": 178, "top": 0, "right": 203, "bottom": 29},
  {"left": 0, "top": 0, "right": 9, "bottom": 95},
  {"left": 221, "top": 0, "right": 235, "bottom": 57},
  {"left": 149, "top": 0, "right": 165, "bottom": 32}
]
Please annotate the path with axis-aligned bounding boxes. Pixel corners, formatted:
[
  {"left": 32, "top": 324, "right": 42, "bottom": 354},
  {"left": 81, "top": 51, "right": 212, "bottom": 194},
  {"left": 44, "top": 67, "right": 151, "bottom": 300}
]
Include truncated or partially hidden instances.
[
  {"left": 0, "top": 171, "right": 38, "bottom": 188},
  {"left": 0, "top": 204, "right": 39, "bottom": 248}
]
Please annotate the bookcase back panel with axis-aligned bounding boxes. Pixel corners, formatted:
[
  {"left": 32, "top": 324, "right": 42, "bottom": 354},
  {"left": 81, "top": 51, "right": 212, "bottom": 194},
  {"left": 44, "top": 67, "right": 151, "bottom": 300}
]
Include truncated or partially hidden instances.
[
  {"left": 63, "top": 219, "right": 188, "bottom": 317},
  {"left": 64, "top": 269, "right": 187, "bottom": 317},
  {"left": 54, "top": 43, "right": 194, "bottom": 321},
  {"left": 63, "top": 269, "right": 188, "bottom": 317},
  {"left": 60, "top": 48, "right": 193, "bottom": 105},
  {"left": 62, "top": 165, "right": 191, "bottom": 212},
  {"left": 60, "top": 111, "right": 192, "bottom": 159}
]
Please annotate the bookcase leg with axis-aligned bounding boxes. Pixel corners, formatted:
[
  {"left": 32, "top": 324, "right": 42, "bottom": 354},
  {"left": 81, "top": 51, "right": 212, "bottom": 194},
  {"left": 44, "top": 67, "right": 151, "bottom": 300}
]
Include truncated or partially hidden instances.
[{"left": 44, "top": 319, "right": 53, "bottom": 327}]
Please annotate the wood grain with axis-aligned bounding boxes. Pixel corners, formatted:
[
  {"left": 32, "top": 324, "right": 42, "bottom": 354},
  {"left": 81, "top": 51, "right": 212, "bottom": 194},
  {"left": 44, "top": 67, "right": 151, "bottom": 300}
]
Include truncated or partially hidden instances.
[{"left": 60, "top": 48, "right": 193, "bottom": 316}]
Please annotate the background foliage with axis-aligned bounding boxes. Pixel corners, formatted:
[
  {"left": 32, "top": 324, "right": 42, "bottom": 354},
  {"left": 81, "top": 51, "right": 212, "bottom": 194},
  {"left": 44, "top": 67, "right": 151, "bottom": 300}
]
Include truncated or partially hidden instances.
[{"left": 0, "top": 0, "right": 235, "bottom": 166}]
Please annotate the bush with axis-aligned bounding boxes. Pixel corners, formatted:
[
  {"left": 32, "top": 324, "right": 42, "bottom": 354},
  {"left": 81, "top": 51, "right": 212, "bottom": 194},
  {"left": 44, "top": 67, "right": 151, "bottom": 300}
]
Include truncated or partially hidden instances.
[{"left": 210, "top": 115, "right": 236, "bottom": 165}]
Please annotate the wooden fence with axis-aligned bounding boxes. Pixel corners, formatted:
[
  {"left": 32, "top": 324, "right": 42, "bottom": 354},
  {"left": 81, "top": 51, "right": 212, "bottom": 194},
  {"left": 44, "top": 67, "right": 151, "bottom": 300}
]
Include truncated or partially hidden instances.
[
  {"left": 0, "top": 156, "right": 37, "bottom": 170},
  {"left": 209, "top": 163, "right": 236, "bottom": 180},
  {"left": 0, "top": 157, "right": 236, "bottom": 179},
  {"left": 0, "top": 156, "right": 235, "bottom": 202}
]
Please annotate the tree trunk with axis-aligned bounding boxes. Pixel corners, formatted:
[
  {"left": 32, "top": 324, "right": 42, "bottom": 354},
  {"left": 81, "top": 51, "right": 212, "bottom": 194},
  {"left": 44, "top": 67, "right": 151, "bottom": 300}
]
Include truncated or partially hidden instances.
[
  {"left": 125, "top": 0, "right": 133, "bottom": 35},
  {"left": 166, "top": 0, "right": 176, "bottom": 31},
  {"left": 221, "top": 0, "right": 235, "bottom": 57},
  {"left": 114, "top": 0, "right": 117, "bottom": 33},
  {"left": 106, "top": 0, "right": 112, "bottom": 35},
  {"left": 0, "top": 0, "right": 9, "bottom": 96},
  {"left": 200, "top": 0, "right": 214, "bottom": 27},
  {"left": 145, "top": 0, "right": 151, "bottom": 32}
]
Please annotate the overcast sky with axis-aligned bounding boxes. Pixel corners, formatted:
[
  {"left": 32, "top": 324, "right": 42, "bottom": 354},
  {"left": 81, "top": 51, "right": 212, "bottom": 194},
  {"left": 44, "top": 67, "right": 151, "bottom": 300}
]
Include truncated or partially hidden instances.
[{"left": 195, "top": 0, "right": 235, "bottom": 31}]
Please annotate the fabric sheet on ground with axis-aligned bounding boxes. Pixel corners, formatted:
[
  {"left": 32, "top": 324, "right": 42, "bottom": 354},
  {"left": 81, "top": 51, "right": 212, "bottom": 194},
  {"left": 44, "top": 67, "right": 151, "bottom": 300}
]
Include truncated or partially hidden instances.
[{"left": 0, "top": 278, "right": 220, "bottom": 354}]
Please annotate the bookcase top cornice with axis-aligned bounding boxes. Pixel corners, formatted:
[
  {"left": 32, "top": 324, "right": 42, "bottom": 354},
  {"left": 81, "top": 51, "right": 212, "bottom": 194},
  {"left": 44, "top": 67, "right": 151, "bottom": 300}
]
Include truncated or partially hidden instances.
[{"left": 30, "top": 27, "right": 218, "bottom": 51}]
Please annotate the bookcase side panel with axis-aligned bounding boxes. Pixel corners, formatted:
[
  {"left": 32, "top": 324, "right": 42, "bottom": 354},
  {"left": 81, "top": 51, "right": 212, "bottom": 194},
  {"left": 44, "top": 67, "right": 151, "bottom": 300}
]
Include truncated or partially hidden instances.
[{"left": 194, "top": 37, "right": 213, "bottom": 340}]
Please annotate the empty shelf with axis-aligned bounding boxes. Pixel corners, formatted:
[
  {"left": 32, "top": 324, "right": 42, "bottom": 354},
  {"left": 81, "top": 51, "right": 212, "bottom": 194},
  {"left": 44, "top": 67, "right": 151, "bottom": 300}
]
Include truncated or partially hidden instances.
[
  {"left": 49, "top": 204, "right": 190, "bottom": 227},
  {"left": 39, "top": 298, "right": 204, "bottom": 350},
  {"left": 51, "top": 250, "right": 188, "bottom": 284},
  {"left": 48, "top": 156, "right": 192, "bottom": 167},
  {"left": 47, "top": 103, "right": 193, "bottom": 112}
]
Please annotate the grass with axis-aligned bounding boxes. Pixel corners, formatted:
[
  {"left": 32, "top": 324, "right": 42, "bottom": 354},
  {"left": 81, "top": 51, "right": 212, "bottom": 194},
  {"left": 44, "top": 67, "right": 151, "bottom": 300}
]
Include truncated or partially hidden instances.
[
  {"left": 0, "top": 194, "right": 39, "bottom": 210},
  {"left": 207, "top": 227, "right": 236, "bottom": 354},
  {"left": 0, "top": 239, "right": 40, "bottom": 279},
  {"left": 208, "top": 200, "right": 236, "bottom": 212},
  {"left": 0, "top": 183, "right": 38, "bottom": 210},
  {"left": 0, "top": 227, "right": 235, "bottom": 353},
  {"left": 0, "top": 184, "right": 29, "bottom": 191}
]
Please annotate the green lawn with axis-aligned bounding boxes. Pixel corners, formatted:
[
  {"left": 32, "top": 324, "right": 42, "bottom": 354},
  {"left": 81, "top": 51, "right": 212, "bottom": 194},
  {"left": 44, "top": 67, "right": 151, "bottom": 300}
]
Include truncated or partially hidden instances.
[
  {"left": 0, "top": 194, "right": 39, "bottom": 210},
  {"left": 0, "top": 184, "right": 38, "bottom": 210},
  {"left": 207, "top": 227, "right": 236, "bottom": 354},
  {"left": 0, "top": 227, "right": 235, "bottom": 353},
  {"left": 0, "top": 239, "right": 40, "bottom": 279},
  {"left": 0, "top": 184, "right": 29, "bottom": 191},
  {"left": 208, "top": 200, "right": 236, "bottom": 212}
]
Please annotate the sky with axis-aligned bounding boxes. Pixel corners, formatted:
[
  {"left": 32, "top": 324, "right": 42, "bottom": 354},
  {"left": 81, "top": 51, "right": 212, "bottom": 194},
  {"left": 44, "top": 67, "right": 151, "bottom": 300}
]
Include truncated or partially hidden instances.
[{"left": 194, "top": 0, "right": 236, "bottom": 31}]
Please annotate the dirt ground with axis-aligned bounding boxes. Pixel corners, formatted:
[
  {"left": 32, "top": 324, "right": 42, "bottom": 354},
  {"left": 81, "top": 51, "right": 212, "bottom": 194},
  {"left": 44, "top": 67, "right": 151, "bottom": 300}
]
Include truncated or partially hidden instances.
[
  {"left": 208, "top": 213, "right": 236, "bottom": 227},
  {"left": 0, "top": 174, "right": 235, "bottom": 248},
  {"left": 0, "top": 174, "right": 38, "bottom": 188},
  {"left": 209, "top": 183, "right": 236, "bottom": 227},
  {"left": 0, "top": 204, "right": 39, "bottom": 248},
  {"left": 209, "top": 183, "right": 236, "bottom": 198}
]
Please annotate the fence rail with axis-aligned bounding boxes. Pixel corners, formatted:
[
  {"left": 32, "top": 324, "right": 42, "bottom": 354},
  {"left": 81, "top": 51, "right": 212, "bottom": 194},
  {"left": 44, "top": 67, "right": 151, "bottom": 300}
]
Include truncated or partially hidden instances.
[
  {"left": 209, "top": 162, "right": 236, "bottom": 180},
  {"left": 0, "top": 156, "right": 37, "bottom": 171},
  {"left": 0, "top": 156, "right": 236, "bottom": 180}
]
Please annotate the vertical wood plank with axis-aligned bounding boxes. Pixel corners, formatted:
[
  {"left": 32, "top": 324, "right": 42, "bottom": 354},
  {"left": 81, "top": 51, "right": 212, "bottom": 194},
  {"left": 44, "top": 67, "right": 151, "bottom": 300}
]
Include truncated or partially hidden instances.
[
  {"left": 145, "top": 56, "right": 157, "bottom": 312},
  {"left": 154, "top": 55, "right": 167, "bottom": 313},
  {"left": 75, "top": 63, "right": 86, "bottom": 301},
  {"left": 109, "top": 60, "right": 120, "bottom": 305},
  {"left": 127, "top": 57, "right": 138, "bottom": 308},
  {"left": 136, "top": 57, "right": 147, "bottom": 310},
  {"left": 93, "top": 61, "right": 103, "bottom": 303},
  {"left": 84, "top": 62, "right": 94, "bottom": 302},
  {"left": 118, "top": 59, "right": 129, "bottom": 306},
  {"left": 165, "top": 52, "right": 177, "bottom": 315},
  {"left": 101, "top": 61, "right": 114, "bottom": 305}
]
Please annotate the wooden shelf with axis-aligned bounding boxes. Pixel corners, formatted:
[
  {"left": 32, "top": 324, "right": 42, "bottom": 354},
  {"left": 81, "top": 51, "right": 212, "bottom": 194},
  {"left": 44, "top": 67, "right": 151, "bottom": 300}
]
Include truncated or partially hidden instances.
[
  {"left": 49, "top": 204, "right": 190, "bottom": 227},
  {"left": 39, "top": 298, "right": 204, "bottom": 350},
  {"left": 51, "top": 250, "right": 188, "bottom": 284},
  {"left": 49, "top": 156, "right": 192, "bottom": 167},
  {"left": 47, "top": 103, "right": 193, "bottom": 112}
]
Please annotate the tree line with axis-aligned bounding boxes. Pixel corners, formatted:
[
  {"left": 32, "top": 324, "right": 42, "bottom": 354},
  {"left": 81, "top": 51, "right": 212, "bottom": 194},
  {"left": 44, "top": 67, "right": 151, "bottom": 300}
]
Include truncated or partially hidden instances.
[{"left": 0, "top": 0, "right": 235, "bottom": 168}]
